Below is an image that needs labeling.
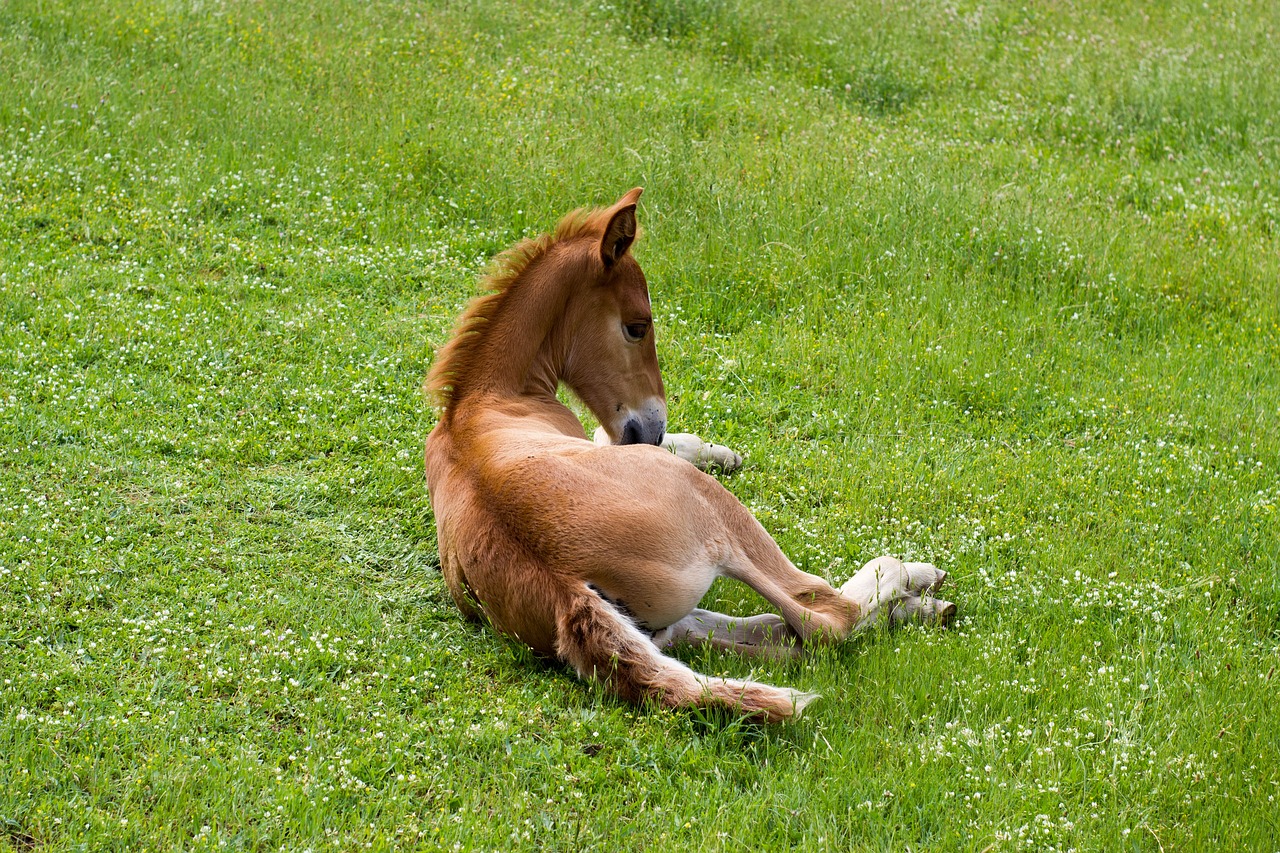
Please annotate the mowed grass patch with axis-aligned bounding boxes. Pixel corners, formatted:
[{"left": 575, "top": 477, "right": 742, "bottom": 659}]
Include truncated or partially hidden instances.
[{"left": 2, "top": 0, "right": 1278, "bottom": 849}]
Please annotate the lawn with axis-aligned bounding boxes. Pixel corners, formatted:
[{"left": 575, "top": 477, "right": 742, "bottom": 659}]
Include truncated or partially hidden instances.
[{"left": 1, "top": 0, "right": 1278, "bottom": 849}]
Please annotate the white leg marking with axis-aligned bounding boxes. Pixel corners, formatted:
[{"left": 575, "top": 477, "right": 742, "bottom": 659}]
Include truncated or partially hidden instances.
[
  {"left": 659, "top": 609, "right": 800, "bottom": 660},
  {"left": 593, "top": 426, "right": 743, "bottom": 473},
  {"left": 662, "top": 433, "right": 743, "bottom": 473},
  {"left": 887, "top": 594, "right": 958, "bottom": 626},
  {"left": 841, "top": 556, "right": 951, "bottom": 631}
]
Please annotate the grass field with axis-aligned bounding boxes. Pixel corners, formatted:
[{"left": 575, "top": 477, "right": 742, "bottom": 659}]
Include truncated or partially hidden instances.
[{"left": 2, "top": 0, "right": 1279, "bottom": 849}]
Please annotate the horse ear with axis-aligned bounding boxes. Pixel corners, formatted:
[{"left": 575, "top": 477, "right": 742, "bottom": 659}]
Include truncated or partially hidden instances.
[{"left": 600, "top": 187, "right": 643, "bottom": 267}]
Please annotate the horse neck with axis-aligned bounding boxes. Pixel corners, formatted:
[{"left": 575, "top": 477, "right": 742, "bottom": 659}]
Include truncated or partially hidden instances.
[{"left": 453, "top": 248, "right": 582, "bottom": 409}]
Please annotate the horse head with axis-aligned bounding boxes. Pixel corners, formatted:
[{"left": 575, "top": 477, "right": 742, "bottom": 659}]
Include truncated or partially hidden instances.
[{"left": 561, "top": 187, "right": 667, "bottom": 446}]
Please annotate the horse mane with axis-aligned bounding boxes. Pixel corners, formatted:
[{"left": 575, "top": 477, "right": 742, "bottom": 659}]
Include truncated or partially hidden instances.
[{"left": 426, "top": 204, "right": 617, "bottom": 411}]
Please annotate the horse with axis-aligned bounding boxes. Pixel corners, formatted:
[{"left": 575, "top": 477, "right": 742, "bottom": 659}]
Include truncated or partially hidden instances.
[{"left": 424, "top": 188, "right": 955, "bottom": 721}]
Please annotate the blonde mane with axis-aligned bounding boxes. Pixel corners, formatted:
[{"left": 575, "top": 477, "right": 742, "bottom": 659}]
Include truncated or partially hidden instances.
[{"left": 426, "top": 205, "right": 616, "bottom": 411}]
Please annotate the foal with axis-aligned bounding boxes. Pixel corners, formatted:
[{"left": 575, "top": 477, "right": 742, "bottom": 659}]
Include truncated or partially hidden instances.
[{"left": 425, "top": 189, "right": 954, "bottom": 721}]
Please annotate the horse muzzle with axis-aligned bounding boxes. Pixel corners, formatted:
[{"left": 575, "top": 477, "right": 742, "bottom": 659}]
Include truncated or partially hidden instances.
[{"left": 614, "top": 399, "right": 667, "bottom": 447}]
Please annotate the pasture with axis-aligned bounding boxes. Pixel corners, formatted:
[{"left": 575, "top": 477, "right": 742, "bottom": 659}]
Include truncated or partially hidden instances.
[{"left": 2, "top": 0, "right": 1278, "bottom": 849}]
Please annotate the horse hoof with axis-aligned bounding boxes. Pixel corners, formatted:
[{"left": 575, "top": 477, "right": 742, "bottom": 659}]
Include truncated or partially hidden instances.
[{"left": 934, "top": 599, "right": 958, "bottom": 626}]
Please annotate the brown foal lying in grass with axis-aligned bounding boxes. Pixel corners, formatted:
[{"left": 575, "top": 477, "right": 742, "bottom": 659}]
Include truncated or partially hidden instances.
[{"left": 425, "top": 189, "right": 955, "bottom": 721}]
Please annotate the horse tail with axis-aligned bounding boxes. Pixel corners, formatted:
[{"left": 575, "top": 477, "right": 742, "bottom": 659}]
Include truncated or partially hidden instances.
[{"left": 554, "top": 583, "right": 818, "bottom": 723}]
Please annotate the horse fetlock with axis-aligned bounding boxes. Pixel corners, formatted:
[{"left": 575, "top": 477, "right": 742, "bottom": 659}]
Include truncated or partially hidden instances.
[
  {"left": 694, "top": 441, "right": 743, "bottom": 473},
  {"left": 840, "top": 555, "right": 908, "bottom": 607},
  {"left": 842, "top": 557, "right": 946, "bottom": 602},
  {"left": 663, "top": 433, "right": 743, "bottom": 473},
  {"left": 903, "top": 561, "right": 948, "bottom": 594},
  {"left": 841, "top": 556, "right": 955, "bottom": 631}
]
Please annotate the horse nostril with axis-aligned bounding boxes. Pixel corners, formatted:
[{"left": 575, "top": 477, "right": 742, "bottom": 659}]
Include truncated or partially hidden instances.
[
  {"left": 620, "top": 419, "right": 642, "bottom": 445},
  {"left": 655, "top": 428, "right": 665, "bottom": 447}
]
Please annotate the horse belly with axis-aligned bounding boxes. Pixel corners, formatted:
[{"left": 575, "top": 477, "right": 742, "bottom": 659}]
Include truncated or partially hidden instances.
[{"left": 595, "top": 559, "right": 719, "bottom": 632}]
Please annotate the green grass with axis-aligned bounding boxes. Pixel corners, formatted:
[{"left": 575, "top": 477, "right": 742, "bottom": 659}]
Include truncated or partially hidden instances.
[{"left": 2, "top": 0, "right": 1278, "bottom": 849}]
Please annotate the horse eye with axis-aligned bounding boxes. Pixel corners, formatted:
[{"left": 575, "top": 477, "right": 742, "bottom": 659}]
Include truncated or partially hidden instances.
[{"left": 623, "top": 321, "right": 650, "bottom": 342}]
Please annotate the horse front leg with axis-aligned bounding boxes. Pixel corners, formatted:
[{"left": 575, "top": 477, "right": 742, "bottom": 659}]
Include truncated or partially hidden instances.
[
  {"left": 593, "top": 427, "right": 742, "bottom": 473},
  {"left": 661, "top": 433, "right": 742, "bottom": 473}
]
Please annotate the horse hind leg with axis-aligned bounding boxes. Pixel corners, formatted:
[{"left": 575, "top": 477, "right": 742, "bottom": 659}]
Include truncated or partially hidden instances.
[
  {"left": 703, "top": 480, "right": 955, "bottom": 643},
  {"left": 841, "top": 557, "right": 955, "bottom": 630},
  {"left": 660, "top": 560, "right": 954, "bottom": 664},
  {"left": 712, "top": 505, "right": 863, "bottom": 643},
  {"left": 554, "top": 583, "right": 816, "bottom": 722},
  {"left": 656, "top": 609, "right": 801, "bottom": 661}
]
